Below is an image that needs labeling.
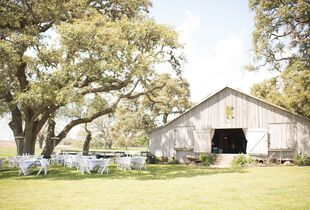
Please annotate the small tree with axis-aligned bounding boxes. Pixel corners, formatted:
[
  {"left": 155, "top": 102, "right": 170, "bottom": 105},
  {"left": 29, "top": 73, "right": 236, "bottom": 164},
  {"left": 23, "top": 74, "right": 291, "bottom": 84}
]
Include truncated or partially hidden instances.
[
  {"left": 82, "top": 123, "right": 92, "bottom": 155},
  {"left": 92, "top": 116, "right": 114, "bottom": 149}
]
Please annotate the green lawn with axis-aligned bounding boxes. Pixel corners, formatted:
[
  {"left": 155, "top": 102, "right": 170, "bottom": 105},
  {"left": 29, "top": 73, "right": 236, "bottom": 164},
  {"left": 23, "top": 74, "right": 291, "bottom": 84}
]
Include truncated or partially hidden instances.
[
  {"left": 0, "top": 147, "right": 16, "bottom": 158},
  {"left": 0, "top": 163, "right": 309, "bottom": 210}
]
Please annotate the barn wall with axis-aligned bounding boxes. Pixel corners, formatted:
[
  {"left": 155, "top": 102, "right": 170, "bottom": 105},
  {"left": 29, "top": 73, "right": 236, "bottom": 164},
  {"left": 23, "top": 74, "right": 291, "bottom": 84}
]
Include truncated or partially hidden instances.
[
  {"left": 149, "top": 88, "right": 310, "bottom": 158},
  {"left": 296, "top": 118, "right": 310, "bottom": 155}
]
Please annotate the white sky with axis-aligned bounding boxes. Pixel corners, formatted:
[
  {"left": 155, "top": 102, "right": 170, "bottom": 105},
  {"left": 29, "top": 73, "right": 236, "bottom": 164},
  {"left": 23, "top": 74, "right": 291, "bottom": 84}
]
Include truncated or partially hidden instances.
[
  {"left": 150, "top": 0, "right": 276, "bottom": 102},
  {"left": 0, "top": 1, "right": 276, "bottom": 141}
]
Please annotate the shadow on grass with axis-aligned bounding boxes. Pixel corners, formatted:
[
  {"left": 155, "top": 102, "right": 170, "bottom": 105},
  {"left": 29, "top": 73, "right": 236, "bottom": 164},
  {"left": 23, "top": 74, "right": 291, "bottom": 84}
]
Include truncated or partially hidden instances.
[{"left": 0, "top": 164, "right": 247, "bottom": 181}]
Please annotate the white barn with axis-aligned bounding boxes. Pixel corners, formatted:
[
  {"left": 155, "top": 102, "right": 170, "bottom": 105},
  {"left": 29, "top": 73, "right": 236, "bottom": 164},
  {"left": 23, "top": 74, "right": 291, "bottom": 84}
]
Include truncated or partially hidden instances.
[{"left": 149, "top": 87, "right": 310, "bottom": 162}]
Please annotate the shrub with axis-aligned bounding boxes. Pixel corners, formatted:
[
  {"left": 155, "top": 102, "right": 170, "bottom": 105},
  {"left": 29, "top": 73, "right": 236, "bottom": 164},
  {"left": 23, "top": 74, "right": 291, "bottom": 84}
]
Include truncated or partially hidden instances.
[
  {"left": 154, "top": 156, "right": 161, "bottom": 164},
  {"left": 199, "top": 153, "right": 215, "bottom": 166},
  {"left": 293, "top": 153, "right": 310, "bottom": 166},
  {"left": 232, "top": 153, "right": 253, "bottom": 167}
]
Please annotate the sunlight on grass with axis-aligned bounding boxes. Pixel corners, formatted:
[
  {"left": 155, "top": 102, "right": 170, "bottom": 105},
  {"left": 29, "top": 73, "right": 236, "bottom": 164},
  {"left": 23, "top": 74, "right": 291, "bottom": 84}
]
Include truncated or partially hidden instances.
[
  {"left": 0, "top": 147, "right": 17, "bottom": 158},
  {"left": 0, "top": 164, "right": 310, "bottom": 210}
]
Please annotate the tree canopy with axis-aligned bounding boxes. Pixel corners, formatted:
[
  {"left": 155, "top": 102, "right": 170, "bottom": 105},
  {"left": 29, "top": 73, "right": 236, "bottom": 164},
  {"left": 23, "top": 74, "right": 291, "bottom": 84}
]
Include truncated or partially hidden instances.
[
  {"left": 142, "top": 73, "right": 191, "bottom": 124},
  {"left": 249, "top": 0, "right": 310, "bottom": 118},
  {"left": 0, "top": 0, "right": 185, "bottom": 155},
  {"left": 109, "top": 74, "right": 190, "bottom": 149}
]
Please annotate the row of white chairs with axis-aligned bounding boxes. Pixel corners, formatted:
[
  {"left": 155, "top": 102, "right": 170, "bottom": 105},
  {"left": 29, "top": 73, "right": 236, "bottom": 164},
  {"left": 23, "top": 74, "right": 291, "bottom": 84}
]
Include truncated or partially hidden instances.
[
  {"left": 79, "top": 158, "right": 110, "bottom": 174},
  {"left": 8, "top": 155, "right": 49, "bottom": 176},
  {"left": 8, "top": 155, "right": 42, "bottom": 167},
  {"left": 49, "top": 154, "right": 95, "bottom": 166},
  {"left": 18, "top": 158, "right": 49, "bottom": 176},
  {"left": 49, "top": 154, "right": 110, "bottom": 174},
  {"left": 6, "top": 154, "right": 147, "bottom": 176},
  {"left": 116, "top": 156, "right": 147, "bottom": 170}
]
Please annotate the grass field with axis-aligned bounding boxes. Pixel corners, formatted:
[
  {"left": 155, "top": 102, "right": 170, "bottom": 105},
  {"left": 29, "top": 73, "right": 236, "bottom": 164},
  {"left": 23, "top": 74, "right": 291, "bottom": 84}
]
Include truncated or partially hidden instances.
[
  {"left": 1, "top": 143, "right": 310, "bottom": 209},
  {"left": 0, "top": 162, "right": 310, "bottom": 210}
]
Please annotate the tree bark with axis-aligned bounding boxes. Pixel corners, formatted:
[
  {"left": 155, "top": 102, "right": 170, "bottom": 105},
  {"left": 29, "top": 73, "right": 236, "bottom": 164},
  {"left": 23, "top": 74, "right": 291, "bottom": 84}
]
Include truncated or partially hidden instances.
[
  {"left": 83, "top": 124, "right": 92, "bottom": 155},
  {"left": 105, "top": 140, "right": 112, "bottom": 149},
  {"left": 23, "top": 125, "right": 37, "bottom": 155},
  {"left": 38, "top": 133, "right": 44, "bottom": 149},
  {"left": 41, "top": 139, "right": 54, "bottom": 158},
  {"left": 6, "top": 91, "right": 23, "bottom": 155},
  {"left": 22, "top": 114, "right": 38, "bottom": 153},
  {"left": 8, "top": 109, "right": 23, "bottom": 155},
  {"left": 41, "top": 118, "right": 56, "bottom": 158},
  {"left": 163, "top": 113, "right": 169, "bottom": 124}
]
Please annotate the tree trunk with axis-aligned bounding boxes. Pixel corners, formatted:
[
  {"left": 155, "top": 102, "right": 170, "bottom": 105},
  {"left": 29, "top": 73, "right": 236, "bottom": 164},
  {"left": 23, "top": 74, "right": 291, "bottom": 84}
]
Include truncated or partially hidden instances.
[
  {"left": 38, "top": 133, "right": 44, "bottom": 149},
  {"left": 22, "top": 121, "right": 38, "bottom": 155},
  {"left": 163, "top": 113, "right": 168, "bottom": 124},
  {"left": 8, "top": 106, "right": 23, "bottom": 155},
  {"left": 82, "top": 123, "right": 92, "bottom": 155},
  {"left": 41, "top": 139, "right": 54, "bottom": 158},
  {"left": 41, "top": 118, "right": 56, "bottom": 158},
  {"left": 106, "top": 140, "right": 112, "bottom": 149},
  {"left": 23, "top": 133, "right": 36, "bottom": 155}
]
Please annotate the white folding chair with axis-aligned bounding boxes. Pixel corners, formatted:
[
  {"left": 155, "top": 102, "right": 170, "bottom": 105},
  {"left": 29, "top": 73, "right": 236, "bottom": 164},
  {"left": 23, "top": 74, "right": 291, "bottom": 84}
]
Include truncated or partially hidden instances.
[
  {"left": 19, "top": 159, "right": 36, "bottom": 176},
  {"left": 56, "top": 154, "right": 65, "bottom": 165},
  {"left": 131, "top": 157, "right": 144, "bottom": 170},
  {"left": 98, "top": 159, "right": 110, "bottom": 174},
  {"left": 79, "top": 159, "right": 91, "bottom": 174},
  {"left": 119, "top": 157, "right": 131, "bottom": 170},
  {"left": 64, "top": 155, "right": 76, "bottom": 168},
  {"left": 136, "top": 157, "right": 147, "bottom": 170},
  {"left": 49, "top": 155, "right": 57, "bottom": 164},
  {"left": 37, "top": 158, "right": 49, "bottom": 175},
  {"left": 8, "top": 157, "right": 15, "bottom": 167},
  {"left": 14, "top": 156, "right": 24, "bottom": 167},
  {"left": 75, "top": 154, "right": 84, "bottom": 171},
  {"left": 115, "top": 156, "right": 121, "bottom": 169}
]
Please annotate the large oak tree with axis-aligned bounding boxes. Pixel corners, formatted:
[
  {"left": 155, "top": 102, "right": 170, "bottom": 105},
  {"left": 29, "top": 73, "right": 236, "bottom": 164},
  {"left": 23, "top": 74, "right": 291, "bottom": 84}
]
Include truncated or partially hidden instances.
[
  {"left": 0, "top": 0, "right": 184, "bottom": 155},
  {"left": 249, "top": 0, "right": 310, "bottom": 118}
]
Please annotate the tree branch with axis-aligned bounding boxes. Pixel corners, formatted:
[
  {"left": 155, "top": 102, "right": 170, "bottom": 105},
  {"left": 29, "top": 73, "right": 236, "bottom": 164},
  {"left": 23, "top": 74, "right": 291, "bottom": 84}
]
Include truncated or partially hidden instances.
[
  {"left": 122, "top": 80, "right": 166, "bottom": 100},
  {"left": 79, "top": 79, "right": 130, "bottom": 95},
  {"left": 33, "top": 105, "right": 60, "bottom": 136},
  {"left": 56, "top": 105, "right": 116, "bottom": 143}
]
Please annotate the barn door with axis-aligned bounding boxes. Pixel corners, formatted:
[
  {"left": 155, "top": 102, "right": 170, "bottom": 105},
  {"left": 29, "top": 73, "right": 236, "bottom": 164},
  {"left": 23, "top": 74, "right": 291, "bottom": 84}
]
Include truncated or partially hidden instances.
[
  {"left": 245, "top": 128, "right": 268, "bottom": 155},
  {"left": 268, "top": 123, "right": 296, "bottom": 149},
  {"left": 193, "top": 129, "right": 214, "bottom": 153}
]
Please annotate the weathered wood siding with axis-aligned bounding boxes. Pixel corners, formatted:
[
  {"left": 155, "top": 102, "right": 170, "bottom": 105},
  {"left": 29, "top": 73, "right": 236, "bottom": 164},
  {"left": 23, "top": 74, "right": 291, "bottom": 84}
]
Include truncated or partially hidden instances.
[
  {"left": 149, "top": 87, "right": 310, "bottom": 158},
  {"left": 269, "top": 123, "right": 296, "bottom": 149}
]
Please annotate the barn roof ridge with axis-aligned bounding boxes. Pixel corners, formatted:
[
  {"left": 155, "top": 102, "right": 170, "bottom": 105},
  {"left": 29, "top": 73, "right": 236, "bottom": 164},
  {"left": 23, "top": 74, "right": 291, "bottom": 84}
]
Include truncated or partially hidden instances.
[{"left": 149, "top": 86, "right": 310, "bottom": 134}]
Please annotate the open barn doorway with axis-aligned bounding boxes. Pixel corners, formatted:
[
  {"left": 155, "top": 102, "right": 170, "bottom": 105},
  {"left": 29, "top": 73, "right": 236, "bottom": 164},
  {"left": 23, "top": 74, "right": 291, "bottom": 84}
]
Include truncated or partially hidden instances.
[{"left": 211, "top": 128, "right": 247, "bottom": 154}]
